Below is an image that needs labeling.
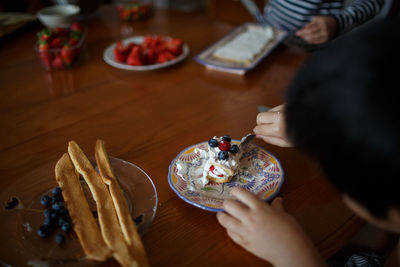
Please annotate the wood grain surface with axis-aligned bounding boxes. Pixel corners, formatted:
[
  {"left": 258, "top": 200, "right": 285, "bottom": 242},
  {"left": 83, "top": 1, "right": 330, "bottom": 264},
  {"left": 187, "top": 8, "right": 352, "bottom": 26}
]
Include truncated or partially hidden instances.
[{"left": 0, "top": 4, "right": 363, "bottom": 266}]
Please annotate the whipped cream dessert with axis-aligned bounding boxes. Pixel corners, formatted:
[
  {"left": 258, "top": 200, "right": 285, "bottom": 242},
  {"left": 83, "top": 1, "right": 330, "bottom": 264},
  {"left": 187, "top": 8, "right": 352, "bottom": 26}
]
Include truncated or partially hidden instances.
[
  {"left": 176, "top": 135, "right": 255, "bottom": 189},
  {"left": 199, "top": 135, "right": 241, "bottom": 184}
]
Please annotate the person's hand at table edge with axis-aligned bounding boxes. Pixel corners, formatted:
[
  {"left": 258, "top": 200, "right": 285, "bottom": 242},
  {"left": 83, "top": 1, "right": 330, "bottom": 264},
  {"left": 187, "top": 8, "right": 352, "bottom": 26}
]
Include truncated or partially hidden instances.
[
  {"left": 254, "top": 105, "right": 293, "bottom": 147},
  {"left": 216, "top": 187, "right": 326, "bottom": 267}
]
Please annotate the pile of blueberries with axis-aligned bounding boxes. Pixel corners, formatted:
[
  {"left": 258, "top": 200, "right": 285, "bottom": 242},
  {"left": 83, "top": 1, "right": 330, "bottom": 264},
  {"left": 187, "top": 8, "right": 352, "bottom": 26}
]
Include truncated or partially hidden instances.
[
  {"left": 208, "top": 135, "right": 240, "bottom": 160},
  {"left": 37, "top": 187, "right": 71, "bottom": 244}
]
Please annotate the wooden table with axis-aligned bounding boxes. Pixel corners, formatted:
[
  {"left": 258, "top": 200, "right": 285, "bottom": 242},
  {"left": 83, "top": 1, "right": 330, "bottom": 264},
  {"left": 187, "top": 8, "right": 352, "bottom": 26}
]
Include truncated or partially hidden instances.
[{"left": 0, "top": 4, "right": 364, "bottom": 266}]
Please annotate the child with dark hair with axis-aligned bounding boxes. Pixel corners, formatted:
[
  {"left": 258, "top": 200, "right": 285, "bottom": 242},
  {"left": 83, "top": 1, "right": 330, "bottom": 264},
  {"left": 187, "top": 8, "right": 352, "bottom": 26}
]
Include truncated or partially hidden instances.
[{"left": 218, "top": 18, "right": 400, "bottom": 267}]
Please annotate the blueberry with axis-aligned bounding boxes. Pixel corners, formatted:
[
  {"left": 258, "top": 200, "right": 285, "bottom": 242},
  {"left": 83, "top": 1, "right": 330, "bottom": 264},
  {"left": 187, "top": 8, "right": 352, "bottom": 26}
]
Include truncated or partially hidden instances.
[
  {"left": 230, "top": 144, "right": 239, "bottom": 154},
  {"left": 40, "top": 195, "right": 51, "bottom": 206},
  {"left": 44, "top": 209, "right": 52, "bottom": 218},
  {"left": 58, "top": 217, "right": 68, "bottom": 227},
  {"left": 52, "top": 202, "right": 64, "bottom": 210},
  {"left": 218, "top": 151, "right": 229, "bottom": 160},
  {"left": 55, "top": 234, "right": 65, "bottom": 244},
  {"left": 43, "top": 216, "right": 54, "bottom": 228},
  {"left": 58, "top": 209, "right": 69, "bottom": 219},
  {"left": 37, "top": 226, "right": 49, "bottom": 238},
  {"left": 222, "top": 135, "right": 231, "bottom": 143},
  {"left": 61, "top": 222, "right": 71, "bottom": 233},
  {"left": 5, "top": 197, "right": 19, "bottom": 210},
  {"left": 52, "top": 195, "right": 61, "bottom": 203},
  {"left": 208, "top": 138, "right": 219, "bottom": 148},
  {"left": 50, "top": 209, "right": 58, "bottom": 220},
  {"left": 52, "top": 187, "right": 62, "bottom": 196}
]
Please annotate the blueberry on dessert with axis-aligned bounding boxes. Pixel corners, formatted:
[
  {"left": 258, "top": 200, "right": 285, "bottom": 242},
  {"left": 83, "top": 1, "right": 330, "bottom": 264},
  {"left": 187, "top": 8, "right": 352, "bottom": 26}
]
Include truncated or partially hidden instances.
[
  {"left": 230, "top": 144, "right": 239, "bottom": 154},
  {"left": 218, "top": 151, "right": 229, "bottom": 160},
  {"left": 221, "top": 135, "right": 231, "bottom": 142},
  {"left": 208, "top": 138, "right": 219, "bottom": 148}
]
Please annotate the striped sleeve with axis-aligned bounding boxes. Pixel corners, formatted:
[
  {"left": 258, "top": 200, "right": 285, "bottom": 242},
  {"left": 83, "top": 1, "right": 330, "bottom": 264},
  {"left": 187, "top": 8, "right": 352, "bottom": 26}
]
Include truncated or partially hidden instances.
[{"left": 332, "top": 0, "right": 384, "bottom": 34}]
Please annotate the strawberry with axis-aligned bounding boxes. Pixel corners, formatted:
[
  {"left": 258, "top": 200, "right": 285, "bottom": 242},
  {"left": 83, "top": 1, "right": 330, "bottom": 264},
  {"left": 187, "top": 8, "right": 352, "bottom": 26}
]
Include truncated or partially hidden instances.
[
  {"left": 114, "top": 41, "right": 135, "bottom": 62},
  {"left": 38, "top": 40, "right": 50, "bottom": 51},
  {"left": 52, "top": 56, "right": 64, "bottom": 69},
  {"left": 157, "top": 51, "right": 175, "bottom": 63},
  {"left": 51, "top": 37, "right": 63, "bottom": 49},
  {"left": 69, "top": 38, "right": 79, "bottom": 46},
  {"left": 61, "top": 45, "right": 76, "bottom": 66},
  {"left": 70, "top": 22, "right": 84, "bottom": 33},
  {"left": 166, "top": 38, "right": 183, "bottom": 56},
  {"left": 38, "top": 41, "right": 52, "bottom": 68},
  {"left": 218, "top": 141, "right": 231, "bottom": 152},
  {"left": 126, "top": 46, "right": 143, "bottom": 66},
  {"left": 70, "top": 30, "right": 82, "bottom": 41},
  {"left": 39, "top": 51, "right": 52, "bottom": 68},
  {"left": 54, "top": 27, "right": 70, "bottom": 37},
  {"left": 156, "top": 52, "right": 168, "bottom": 64},
  {"left": 143, "top": 48, "right": 156, "bottom": 64},
  {"left": 37, "top": 29, "right": 52, "bottom": 41}
]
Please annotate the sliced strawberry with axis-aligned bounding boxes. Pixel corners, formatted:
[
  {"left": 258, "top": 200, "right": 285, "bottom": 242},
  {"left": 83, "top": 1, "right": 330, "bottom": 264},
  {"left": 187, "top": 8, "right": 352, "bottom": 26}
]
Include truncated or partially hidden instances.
[
  {"left": 156, "top": 52, "right": 169, "bottom": 64},
  {"left": 143, "top": 48, "right": 156, "bottom": 64},
  {"left": 114, "top": 49, "right": 127, "bottom": 62},
  {"left": 126, "top": 46, "right": 143, "bottom": 66},
  {"left": 166, "top": 38, "right": 183, "bottom": 56}
]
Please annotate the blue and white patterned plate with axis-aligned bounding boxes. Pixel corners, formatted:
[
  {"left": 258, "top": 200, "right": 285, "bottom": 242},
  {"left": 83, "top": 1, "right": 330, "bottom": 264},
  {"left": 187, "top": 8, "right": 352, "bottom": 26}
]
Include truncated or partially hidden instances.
[{"left": 168, "top": 141, "right": 284, "bottom": 212}]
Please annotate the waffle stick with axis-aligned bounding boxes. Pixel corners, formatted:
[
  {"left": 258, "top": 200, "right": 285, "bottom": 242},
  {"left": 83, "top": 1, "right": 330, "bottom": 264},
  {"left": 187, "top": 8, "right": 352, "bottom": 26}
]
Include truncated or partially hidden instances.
[
  {"left": 55, "top": 153, "right": 111, "bottom": 261},
  {"left": 95, "top": 140, "right": 149, "bottom": 266},
  {"left": 68, "top": 141, "right": 137, "bottom": 267}
]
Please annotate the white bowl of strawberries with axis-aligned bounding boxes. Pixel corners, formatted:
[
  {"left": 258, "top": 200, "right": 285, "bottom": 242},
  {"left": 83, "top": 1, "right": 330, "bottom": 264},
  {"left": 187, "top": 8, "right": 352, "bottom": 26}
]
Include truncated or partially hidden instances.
[
  {"left": 103, "top": 35, "right": 189, "bottom": 71},
  {"left": 35, "top": 22, "right": 86, "bottom": 70}
]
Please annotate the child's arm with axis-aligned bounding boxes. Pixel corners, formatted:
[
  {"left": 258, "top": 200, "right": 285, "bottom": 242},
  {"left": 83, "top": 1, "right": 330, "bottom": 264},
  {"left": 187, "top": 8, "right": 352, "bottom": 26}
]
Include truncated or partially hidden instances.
[{"left": 217, "top": 187, "right": 326, "bottom": 267}]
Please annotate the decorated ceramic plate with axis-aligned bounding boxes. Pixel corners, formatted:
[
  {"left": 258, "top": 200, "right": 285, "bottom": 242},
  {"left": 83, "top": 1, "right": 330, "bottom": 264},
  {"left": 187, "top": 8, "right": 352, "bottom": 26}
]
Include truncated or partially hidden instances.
[
  {"left": 103, "top": 36, "right": 190, "bottom": 71},
  {"left": 0, "top": 157, "right": 157, "bottom": 266},
  {"left": 168, "top": 141, "right": 284, "bottom": 212}
]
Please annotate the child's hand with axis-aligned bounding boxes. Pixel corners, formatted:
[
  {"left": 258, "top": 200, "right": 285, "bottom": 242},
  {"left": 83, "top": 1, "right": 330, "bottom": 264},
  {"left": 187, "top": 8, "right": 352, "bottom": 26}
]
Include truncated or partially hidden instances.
[
  {"left": 296, "top": 16, "right": 338, "bottom": 44},
  {"left": 254, "top": 105, "right": 292, "bottom": 147},
  {"left": 217, "top": 187, "right": 326, "bottom": 267}
]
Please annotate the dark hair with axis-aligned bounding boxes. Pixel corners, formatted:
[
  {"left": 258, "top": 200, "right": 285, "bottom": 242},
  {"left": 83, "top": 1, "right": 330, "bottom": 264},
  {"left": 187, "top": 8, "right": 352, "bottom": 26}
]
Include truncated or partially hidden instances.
[{"left": 285, "top": 18, "right": 400, "bottom": 219}]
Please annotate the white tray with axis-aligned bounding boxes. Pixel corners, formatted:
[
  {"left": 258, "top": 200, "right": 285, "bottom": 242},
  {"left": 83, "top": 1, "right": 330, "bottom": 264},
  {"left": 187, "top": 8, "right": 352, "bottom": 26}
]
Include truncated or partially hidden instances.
[{"left": 195, "top": 23, "right": 286, "bottom": 75}]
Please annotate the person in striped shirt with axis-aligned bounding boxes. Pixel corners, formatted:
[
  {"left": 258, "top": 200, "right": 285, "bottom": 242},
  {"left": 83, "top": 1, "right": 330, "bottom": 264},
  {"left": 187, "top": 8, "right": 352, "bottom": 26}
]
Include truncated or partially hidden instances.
[{"left": 263, "top": 0, "right": 384, "bottom": 45}]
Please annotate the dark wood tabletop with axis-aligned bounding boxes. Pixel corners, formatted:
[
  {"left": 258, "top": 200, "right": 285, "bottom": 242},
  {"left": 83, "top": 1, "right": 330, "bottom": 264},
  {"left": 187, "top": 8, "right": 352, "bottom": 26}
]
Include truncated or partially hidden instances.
[{"left": 0, "top": 4, "right": 364, "bottom": 266}]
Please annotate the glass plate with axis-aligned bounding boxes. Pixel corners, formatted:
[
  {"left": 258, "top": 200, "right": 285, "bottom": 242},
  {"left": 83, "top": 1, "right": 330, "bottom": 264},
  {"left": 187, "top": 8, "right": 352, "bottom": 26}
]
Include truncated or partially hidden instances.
[
  {"left": 168, "top": 141, "right": 284, "bottom": 212},
  {"left": 103, "top": 36, "right": 190, "bottom": 71},
  {"left": 0, "top": 157, "right": 157, "bottom": 266}
]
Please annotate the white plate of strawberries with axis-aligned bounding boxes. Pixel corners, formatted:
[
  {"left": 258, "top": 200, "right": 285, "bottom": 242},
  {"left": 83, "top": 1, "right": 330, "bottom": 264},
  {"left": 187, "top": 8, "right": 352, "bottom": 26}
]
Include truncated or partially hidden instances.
[{"left": 103, "top": 35, "right": 189, "bottom": 71}]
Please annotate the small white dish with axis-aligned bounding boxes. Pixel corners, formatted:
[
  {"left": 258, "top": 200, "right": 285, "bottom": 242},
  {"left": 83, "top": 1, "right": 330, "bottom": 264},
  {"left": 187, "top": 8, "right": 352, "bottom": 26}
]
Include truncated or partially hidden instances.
[{"left": 37, "top": 4, "right": 80, "bottom": 28}]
